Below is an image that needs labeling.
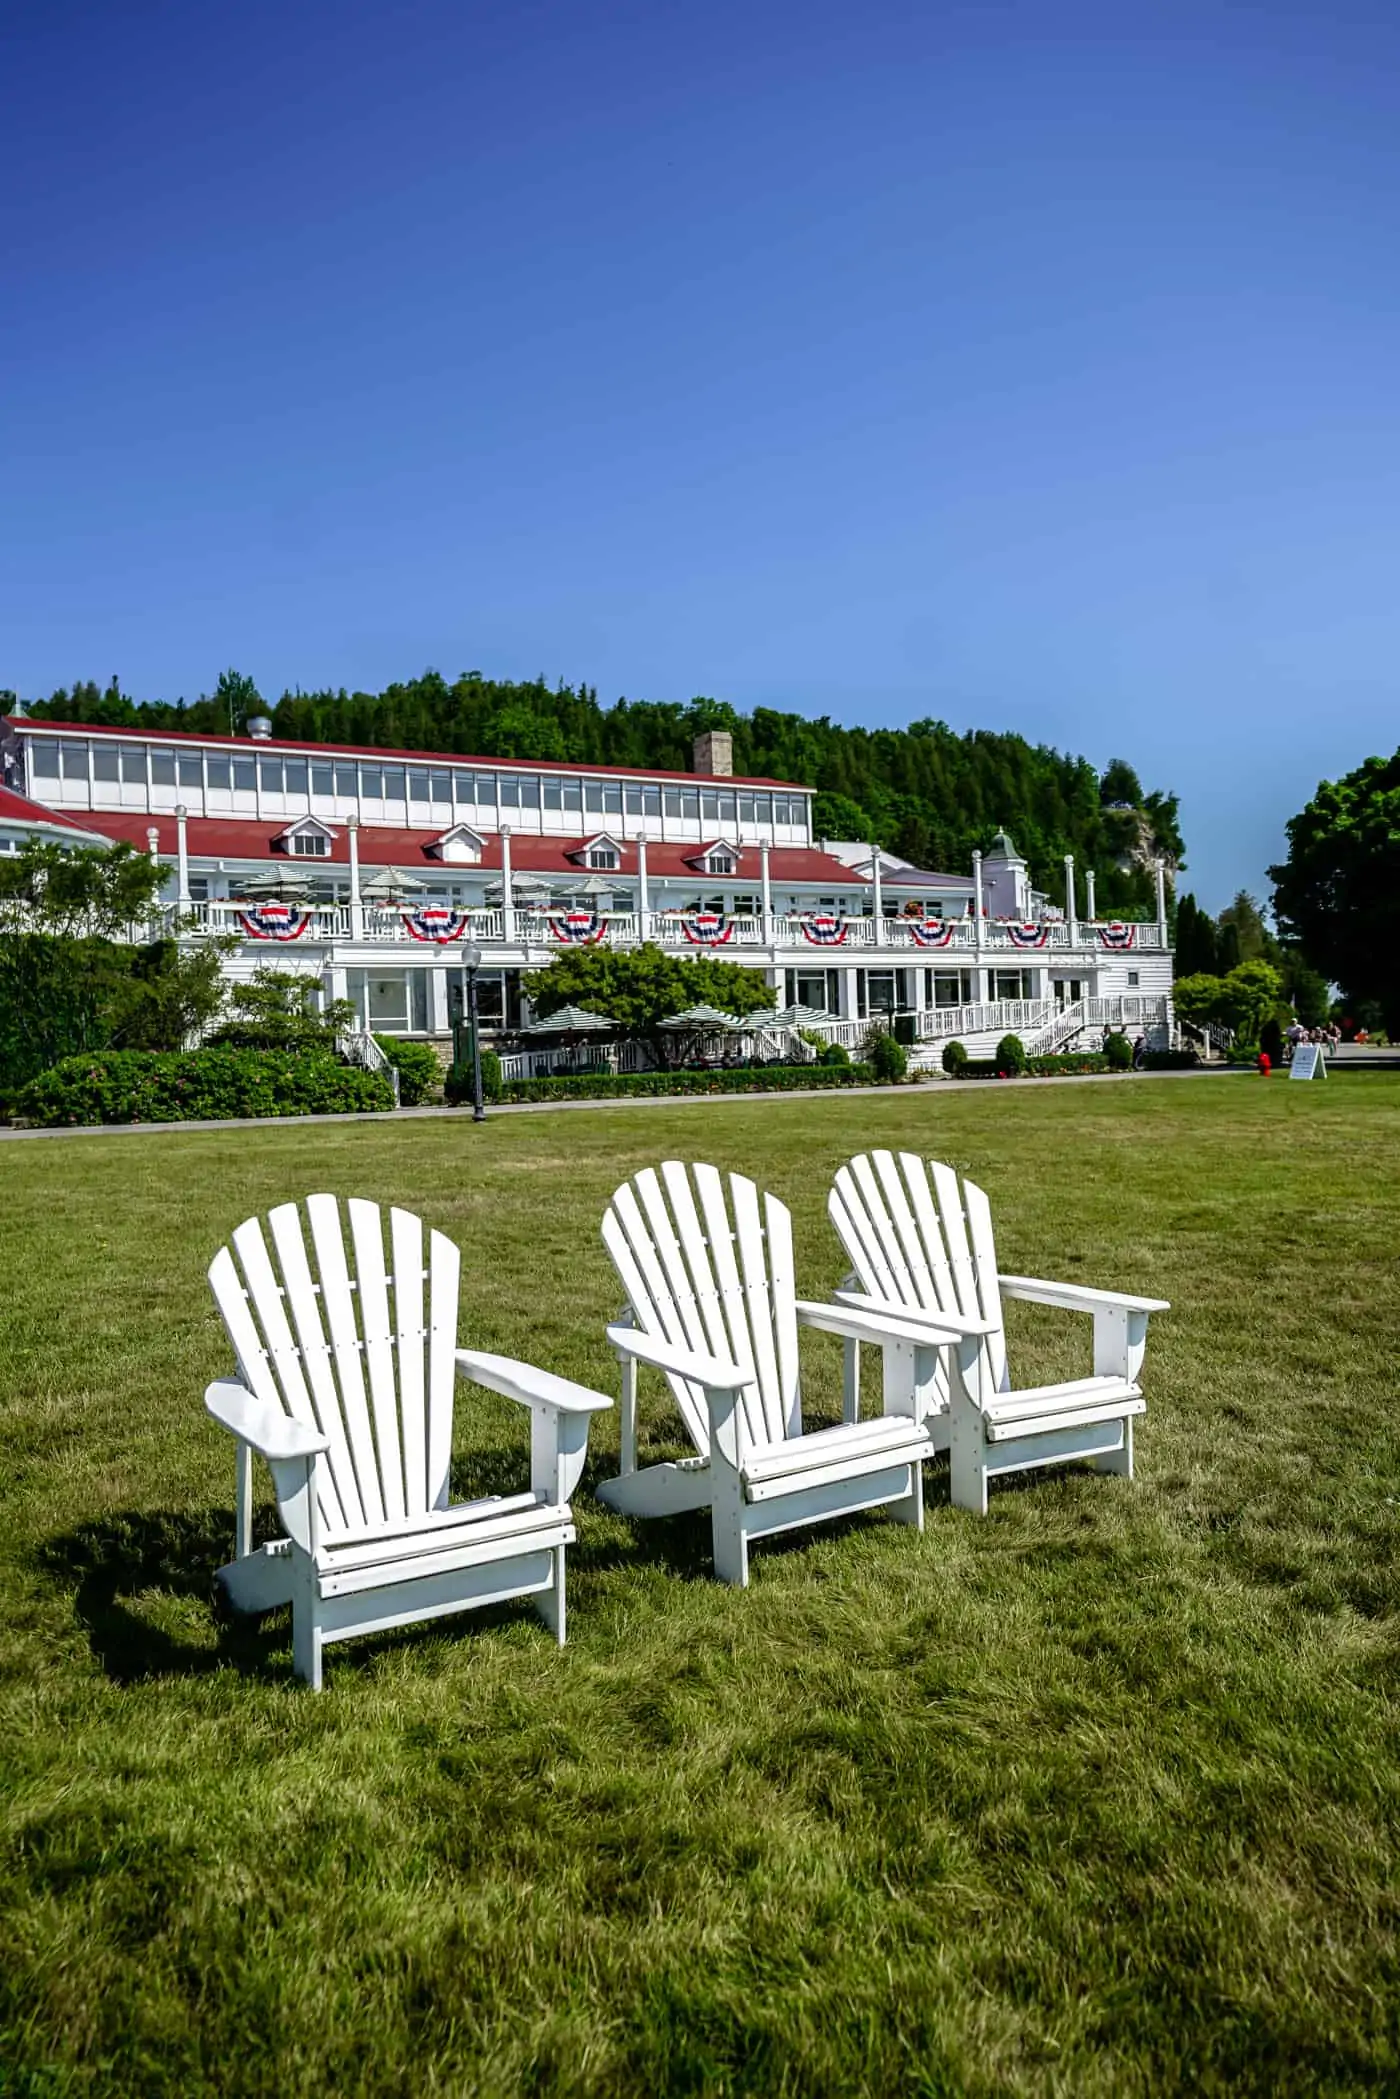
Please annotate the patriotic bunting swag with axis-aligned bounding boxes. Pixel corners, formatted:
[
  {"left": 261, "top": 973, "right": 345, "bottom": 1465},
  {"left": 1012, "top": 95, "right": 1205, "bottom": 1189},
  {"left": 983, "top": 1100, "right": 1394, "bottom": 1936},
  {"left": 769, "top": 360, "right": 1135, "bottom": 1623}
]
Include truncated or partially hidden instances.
[
  {"left": 1006, "top": 922, "right": 1049, "bottom": 949},
  {"left": 907, "top": 920, "right": 956, "bottom": 949},
  {"left": 801, "top": 914, "right": 848, "bottom": 946},
  {"left": 236, "top": 903, "right": 312, "bottom": 942},
  {"left": 401, "top": 907, "right": 470, "bottom": 944},
  {"left": 1099, "top": 922, "right": 1136, "bottom": 950},
  {"left": 549, "top": 910, "right": 607, "bottom": 946},
  {"left": 679, "top": 911, "right": 733, "bottom": 947}
]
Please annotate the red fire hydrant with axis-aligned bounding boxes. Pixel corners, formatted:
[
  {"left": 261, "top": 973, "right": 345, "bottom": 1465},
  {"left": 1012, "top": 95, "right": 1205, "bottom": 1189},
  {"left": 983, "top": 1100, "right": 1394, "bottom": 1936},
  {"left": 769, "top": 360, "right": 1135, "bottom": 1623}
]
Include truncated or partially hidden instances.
[{"left": 1258, "top": 1051, "right": 1272, "bottom": 1076}]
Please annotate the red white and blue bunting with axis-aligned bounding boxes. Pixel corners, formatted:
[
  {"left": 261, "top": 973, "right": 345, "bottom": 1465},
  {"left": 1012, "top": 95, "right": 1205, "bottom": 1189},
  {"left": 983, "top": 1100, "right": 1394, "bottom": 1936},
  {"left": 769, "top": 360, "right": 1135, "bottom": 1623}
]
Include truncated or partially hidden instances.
[
  {"left": 1099, "top": 922, "right": 1137, "bottom": 950},
  {"left": 236, "top": 903, "right": 312, "bottom": 942},
  {"left": 907, "top": 919, "right": 956, "bottom": 949},
  {"left": 549, "top": 910, "right": 607, "bottom": 946},
  {"left": 801, "top": 914, "right": 849, "bottom": 946},
  {"left": 401, "top": 907, "right": 470, "bottom": 944},
  {"left": 1005, "top": 922, "right": 1049, "bottom": 949},
  {"left": 679, "top": 911, "right": 734, "bottom": 947}
]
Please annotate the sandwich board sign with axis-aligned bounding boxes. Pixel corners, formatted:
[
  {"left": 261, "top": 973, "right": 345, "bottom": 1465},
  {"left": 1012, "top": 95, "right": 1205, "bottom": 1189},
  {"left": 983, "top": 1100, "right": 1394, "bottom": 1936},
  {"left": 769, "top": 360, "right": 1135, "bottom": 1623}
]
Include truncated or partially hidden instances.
[{"left": 1290, "top": 1043, "right": 1326, "bottom": 1081}]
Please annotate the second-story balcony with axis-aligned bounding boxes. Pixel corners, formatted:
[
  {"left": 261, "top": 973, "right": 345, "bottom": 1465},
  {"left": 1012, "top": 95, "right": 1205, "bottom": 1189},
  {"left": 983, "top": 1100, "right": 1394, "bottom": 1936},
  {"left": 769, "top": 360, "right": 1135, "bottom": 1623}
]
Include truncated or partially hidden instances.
[{"left": 167, "top": 900, "right": 1170, "bottom": 957}]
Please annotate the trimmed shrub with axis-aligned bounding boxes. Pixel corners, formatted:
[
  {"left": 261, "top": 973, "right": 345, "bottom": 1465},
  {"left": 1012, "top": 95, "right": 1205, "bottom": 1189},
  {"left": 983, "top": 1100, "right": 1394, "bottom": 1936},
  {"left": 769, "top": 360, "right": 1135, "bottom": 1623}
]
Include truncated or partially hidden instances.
[
  {"left": 941, "top": 1039, "right": 969, "bottom": 1076},
  {"left": 373, "top": 1035, "right": 440, "bottom": 1106},
  {"left": 1102, "top": 1031, "right": 1134, "bottom": 1071},
  {"left": 995, "top": 1033, "right": 1027, "bottom": 1076},
  {"left": 19, "top": 1049, "right": 393, "bottom": 1127},
  {"left": 1025, "top": 1052, "right": 1110, "bottom": 1076},
  {"left": 818, "top": 1042, "right": 851, "bottom": 1068},
  {"left": 493, "top": 1065, "right": 876, "bottom": 1104},
  {"left": 868, "top": 1030, "right": 908, "bottom": 1082},
  {"left": 444, "top": 1048, "right": 502, "bottom": 1106}
]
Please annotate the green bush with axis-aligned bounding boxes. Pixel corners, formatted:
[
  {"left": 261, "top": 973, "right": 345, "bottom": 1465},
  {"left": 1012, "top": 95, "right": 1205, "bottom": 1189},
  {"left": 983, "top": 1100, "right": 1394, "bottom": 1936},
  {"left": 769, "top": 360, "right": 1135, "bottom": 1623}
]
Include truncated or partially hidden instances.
[
  {"left": 1141, "top": 1048, "right": 1201, "bottom": 1070},
  {"left": 19, "top": 1049, "right": 394, "bottom": 1127},
  {"left": 867, "top": 1030, "right": 908, "bottom": 1082},
  {"left": 1025, "top": 1052, "right": 1110, "bottom": 1076},
  {"left": 995, "top": 1033, "right": 1027, "bottom": 1076},
  {"left": 818, "top": 1042, "right": 851, "bottom": 1068},
  {"left": 443, "top": 1048, "right": 502, "bottom": 1106},
  {"left": 493, "top": 1065, "right": 875, "bottom": 1104},
  {"left": 941, "top": 1039, "right": 969, "bottom": 1076},
  {"left": 373, "top": 1035, "right": 440, "bottom": 1106},
  {"left": 1102, "top": 1031, "right": 1134, "bottom": 1071}
]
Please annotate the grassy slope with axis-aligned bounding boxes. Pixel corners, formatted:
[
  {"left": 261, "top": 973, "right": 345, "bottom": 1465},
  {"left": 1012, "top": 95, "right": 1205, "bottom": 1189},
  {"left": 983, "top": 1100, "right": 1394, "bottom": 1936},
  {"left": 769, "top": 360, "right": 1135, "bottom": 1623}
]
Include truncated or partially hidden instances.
[{"left": 1, "top": 1077, "right": 1397, "bottom": 2097}]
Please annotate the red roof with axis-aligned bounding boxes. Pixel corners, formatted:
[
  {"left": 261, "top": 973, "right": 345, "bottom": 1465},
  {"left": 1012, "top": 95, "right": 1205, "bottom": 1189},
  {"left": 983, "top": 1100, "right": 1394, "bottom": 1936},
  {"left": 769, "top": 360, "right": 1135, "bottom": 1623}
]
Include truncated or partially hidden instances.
[
  {"left": 0, "top": 783, "right": 107, "bottom": 834},
  {"left": 75, "top": 810, "right": 865, "bottom": 886},
  {"left": 7, "top": 717, "right": 810, "bottom": 794}
]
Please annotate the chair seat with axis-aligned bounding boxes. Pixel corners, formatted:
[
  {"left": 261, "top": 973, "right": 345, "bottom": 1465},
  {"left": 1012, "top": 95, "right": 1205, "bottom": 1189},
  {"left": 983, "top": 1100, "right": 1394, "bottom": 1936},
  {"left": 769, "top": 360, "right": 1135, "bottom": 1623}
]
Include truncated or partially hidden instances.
[
  {"left": 982, "top": 1375, "right": 1143, "bottom": 1443},
  {"left": 741, "top": 1412, "right": 931, "bottom": 1485},
  {"left": 317, "top": 1492, "right": 573, "bottom": 1596}
]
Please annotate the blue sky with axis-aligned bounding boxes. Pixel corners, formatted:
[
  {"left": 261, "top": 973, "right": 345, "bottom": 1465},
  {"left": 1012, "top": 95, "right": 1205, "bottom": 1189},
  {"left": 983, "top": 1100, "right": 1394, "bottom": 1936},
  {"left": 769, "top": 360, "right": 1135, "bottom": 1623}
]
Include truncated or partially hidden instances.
[{"left": 5, "top": 0, "right": 1399, "bottom": 908}]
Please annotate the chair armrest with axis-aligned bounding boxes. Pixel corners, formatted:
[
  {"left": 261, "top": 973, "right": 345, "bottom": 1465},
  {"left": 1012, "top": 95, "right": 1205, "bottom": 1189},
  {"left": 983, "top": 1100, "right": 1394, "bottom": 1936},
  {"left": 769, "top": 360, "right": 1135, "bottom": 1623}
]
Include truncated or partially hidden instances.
[
  {"left": 828, "top": 1290, "right": 997, "bottom": 1340},
  {"left": 204, "top": 1379, "right": 329, "bottom": 1462},
  {"left": 605, "top": 1324, "right": 748, "bottom": 1392},
  {"left": 455, "top": 1348, "right": 612, "bottom": 1415},
  {"left": 998, "top": 1277, "right": 1170, "bottom": 1315}
]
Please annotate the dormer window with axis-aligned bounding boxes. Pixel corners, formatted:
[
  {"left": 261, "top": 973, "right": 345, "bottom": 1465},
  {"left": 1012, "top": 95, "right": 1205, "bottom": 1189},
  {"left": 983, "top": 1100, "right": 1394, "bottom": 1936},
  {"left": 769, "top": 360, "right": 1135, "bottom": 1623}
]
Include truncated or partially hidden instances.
[
  {"left": 686, "top": 839, "right": 740, "bottom": 877},
  {"left": 428, "top": 823, "right": 486, "bottom": 865},
  {"left": 276, "top": 816, "right": 336, "bottom": 858},
  {"left": 570, "top": 832, "right": 624, "bottom": 872}
]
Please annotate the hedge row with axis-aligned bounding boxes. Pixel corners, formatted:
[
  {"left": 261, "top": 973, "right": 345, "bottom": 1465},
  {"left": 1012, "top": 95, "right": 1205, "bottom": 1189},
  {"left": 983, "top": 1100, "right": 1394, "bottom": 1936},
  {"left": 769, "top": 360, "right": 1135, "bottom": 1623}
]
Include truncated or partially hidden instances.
[
  {"left": 19, "top": 1049, "right": 395, "bottom": 1126},
  {"left": 1140, "top": 1048, "right": 1201, "bottom": 1070},
  {"left": 493, "top": 1064, "right": 877, "bottom": 1104},
  {"left": 950, "top": 1052, "right": 1112, "bottom": 1081}
]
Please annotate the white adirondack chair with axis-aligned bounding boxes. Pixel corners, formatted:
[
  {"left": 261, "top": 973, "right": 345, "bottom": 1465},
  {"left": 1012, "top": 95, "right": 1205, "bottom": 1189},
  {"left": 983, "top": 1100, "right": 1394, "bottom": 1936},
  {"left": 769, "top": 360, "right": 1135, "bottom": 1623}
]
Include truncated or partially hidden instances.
[
  {"left": 596, "top": 1161, "right": 988, "bottom": 1585},
  {"left": 829, "top": 1152, "right": 1169, "bottom": 1514},
  {"left": 205, "top": 1194, "right": 611, "bottom": 1687}
]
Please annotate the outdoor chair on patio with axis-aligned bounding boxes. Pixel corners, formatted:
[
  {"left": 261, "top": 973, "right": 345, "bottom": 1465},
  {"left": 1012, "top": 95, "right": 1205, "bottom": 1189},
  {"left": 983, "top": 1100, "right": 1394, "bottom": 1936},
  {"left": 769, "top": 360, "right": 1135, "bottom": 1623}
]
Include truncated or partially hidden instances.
[
  {"left": 829, "top": 1151, "right": 1169, "bottom": 1513},
  {"left": 205, "top": 1195, "right": 611, "bottom": 1687},
  {"left": 595, "top": 1161, "right": 989, "bottom": 1584}
]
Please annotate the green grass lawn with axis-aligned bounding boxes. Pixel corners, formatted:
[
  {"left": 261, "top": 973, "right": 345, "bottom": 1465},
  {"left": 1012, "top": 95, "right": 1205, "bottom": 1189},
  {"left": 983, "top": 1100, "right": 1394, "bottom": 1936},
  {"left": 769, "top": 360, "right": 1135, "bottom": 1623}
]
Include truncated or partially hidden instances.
[{"left": 2, "top": 1076, "right": 1398, "bottom": 2097}]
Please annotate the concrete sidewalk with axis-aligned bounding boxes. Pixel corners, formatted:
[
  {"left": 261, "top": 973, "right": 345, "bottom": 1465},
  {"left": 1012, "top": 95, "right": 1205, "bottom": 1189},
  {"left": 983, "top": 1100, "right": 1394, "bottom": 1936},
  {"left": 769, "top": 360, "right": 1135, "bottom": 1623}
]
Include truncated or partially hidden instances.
[{"left": 0, "top": 1065, "right": 1241, "bottom": 1142}]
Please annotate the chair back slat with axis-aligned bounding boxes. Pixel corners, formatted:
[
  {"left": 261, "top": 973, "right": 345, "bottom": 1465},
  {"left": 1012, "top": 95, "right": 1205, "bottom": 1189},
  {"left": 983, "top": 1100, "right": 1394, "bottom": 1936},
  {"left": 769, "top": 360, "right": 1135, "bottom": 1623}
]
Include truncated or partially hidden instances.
[
  {"left": 425, "top": 1227, "right": 460, "bottom": 1509},
  {"left": 391, "top": 1206, "right": 429, "bottom": 1517},
  {"left": 690, "top": 1164, "right": 769, "bottom": 1452},
  {"left": 659, "top": 1162, "right": 746, "bottom": 1393},
  {"left": 210, "top": 1196, "right": 462, "bottom": 1540},
  {"left": 605, "top": 1178, "right": 712, "bottom": 1452},
  {"left": 831, "top": 1154, "right": 1010, "bottom": 1405},
  {"left": 305, "top": 1194, "right": 386, "bottom": 1528},
  {"left": 265, "top": 1200, "right": 362, "bottom": 1531},
  {"left": 348, "top": 1198, "right": 406, "bottom": 1525},
  {"left": 763, "top": 1190, "right": 803, "bottom": 1440}
]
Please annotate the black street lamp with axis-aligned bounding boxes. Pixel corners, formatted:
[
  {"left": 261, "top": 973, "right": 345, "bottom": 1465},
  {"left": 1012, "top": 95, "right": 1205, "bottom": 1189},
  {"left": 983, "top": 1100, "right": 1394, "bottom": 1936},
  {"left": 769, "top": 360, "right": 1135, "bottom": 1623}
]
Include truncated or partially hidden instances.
[{"left": 456, "top": 939, "right": 486, "bottom": 1122}]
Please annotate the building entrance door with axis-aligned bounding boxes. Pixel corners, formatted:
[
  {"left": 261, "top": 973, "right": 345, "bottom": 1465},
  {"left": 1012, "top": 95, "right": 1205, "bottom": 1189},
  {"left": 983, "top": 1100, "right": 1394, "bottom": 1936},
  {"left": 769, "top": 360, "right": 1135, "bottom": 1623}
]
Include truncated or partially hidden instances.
[{"left": 1053, "top": 978, "right": 1085, "bottom": 1008}]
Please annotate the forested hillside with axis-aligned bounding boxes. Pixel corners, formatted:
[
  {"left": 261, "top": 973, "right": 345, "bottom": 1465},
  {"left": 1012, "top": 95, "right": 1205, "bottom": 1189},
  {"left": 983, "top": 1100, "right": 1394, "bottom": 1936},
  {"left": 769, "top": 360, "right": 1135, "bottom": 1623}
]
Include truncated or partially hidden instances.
[{"left": 21, "top": 670, "right": 1184, "bottom": 914}]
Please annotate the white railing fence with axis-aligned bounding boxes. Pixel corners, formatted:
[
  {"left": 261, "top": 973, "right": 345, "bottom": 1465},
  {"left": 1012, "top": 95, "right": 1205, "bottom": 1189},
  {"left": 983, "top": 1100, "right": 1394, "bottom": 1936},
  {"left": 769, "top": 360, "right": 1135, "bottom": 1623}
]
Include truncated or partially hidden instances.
[{"left": 336, "top": 1028, "right": 400, "bottom": 1104}]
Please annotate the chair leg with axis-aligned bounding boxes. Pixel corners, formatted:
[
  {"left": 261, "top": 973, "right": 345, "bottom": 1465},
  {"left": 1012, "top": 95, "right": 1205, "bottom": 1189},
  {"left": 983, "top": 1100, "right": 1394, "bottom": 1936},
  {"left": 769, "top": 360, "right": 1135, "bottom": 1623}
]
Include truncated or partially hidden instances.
[
  {"left": 711, "top": 1507, "right": 750, "bottom": 1587},
  {"left": 949, "top": 1405, "right": 989, "bottom": 1516},
  {"left": 535, "top": 1544, "right": 567, "bottom": 1646},
  {"left": 290, "top": 1554, "right": 323, "bottom": 1689},
  {"left": 887, "top": 1460, "right": 924, "bottom": 1530},
  {"left": 1092, "top": 1417, "right": 1134, "bottom": 1479}
]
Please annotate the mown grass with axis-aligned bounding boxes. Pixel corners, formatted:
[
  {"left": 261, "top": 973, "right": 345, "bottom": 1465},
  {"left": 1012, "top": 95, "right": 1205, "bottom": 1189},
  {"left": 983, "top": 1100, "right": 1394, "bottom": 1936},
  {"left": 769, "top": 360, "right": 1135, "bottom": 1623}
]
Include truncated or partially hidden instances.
[{"left": 1, "top": 1075, "right": 1398, "bottom": 2096}]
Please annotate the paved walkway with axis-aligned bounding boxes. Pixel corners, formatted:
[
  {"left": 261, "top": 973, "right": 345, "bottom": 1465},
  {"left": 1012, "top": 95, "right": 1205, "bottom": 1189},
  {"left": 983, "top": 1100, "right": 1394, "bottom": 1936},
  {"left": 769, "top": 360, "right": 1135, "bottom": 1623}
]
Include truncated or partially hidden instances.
[{"left": 0, "top": 1066, "right": 1245, "bottom": 1142}]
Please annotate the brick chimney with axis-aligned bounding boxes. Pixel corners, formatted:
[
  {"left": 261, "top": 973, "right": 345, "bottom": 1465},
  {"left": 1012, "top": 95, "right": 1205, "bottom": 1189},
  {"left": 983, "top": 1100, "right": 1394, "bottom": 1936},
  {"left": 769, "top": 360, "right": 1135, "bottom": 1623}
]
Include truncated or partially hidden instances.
[{"left": 692, "top": 730, "right": 733, "bottom": 777}]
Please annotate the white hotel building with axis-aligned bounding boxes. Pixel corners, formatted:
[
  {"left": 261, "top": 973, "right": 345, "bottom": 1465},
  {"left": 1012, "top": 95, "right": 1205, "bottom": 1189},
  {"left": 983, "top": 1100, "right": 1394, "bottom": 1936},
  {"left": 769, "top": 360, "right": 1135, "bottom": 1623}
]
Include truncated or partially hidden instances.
[{"left": 0, "top": 715, "right": 1173, "bottom": 1060}]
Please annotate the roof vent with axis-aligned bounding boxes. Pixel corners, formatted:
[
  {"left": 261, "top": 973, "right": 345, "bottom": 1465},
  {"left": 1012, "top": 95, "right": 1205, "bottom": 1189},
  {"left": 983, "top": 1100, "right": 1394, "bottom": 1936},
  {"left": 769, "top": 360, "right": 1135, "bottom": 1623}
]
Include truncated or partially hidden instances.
[{"left": 247, "top": 715, "right": 273, "bottom": 741}]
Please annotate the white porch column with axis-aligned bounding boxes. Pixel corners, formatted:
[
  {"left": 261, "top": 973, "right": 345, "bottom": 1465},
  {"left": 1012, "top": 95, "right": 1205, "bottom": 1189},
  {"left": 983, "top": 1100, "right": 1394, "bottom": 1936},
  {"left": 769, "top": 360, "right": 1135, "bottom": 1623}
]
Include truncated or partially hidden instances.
[
  {"left": 760, "top": 841, "right": 773, "bottom": 934},
  {"left": 1063, "top": 854, "right": 1076, "bottom": 944},
  {"left": 843, "top": 966, "right": 861, "bottom": 1022},
  {"left": 1085, "top": 867, "right": 1097, "bottom": 924},
  {"left": 869, "top": 842, "right": 882, "bottom": 933},
  {"left": 1154, "top": 857, "right": 1168, "bottom": 942},
  {"left": 175, "top": 805, "right": 191, "bottom": 906},
  {"left": 347, "top": 814, "right": 363, "bottom": 939},
  {"left": 972, "top": 850, "right": 984, "bottom": 954},
  {"left": 636, "top": 834, "right": 650, "bottom": 928},
  {"left": 501, "top": 827, "right": 516, "bottom": 944},
  {"left": 771, "top": 964, "right": 787, "bottom": 1010}
]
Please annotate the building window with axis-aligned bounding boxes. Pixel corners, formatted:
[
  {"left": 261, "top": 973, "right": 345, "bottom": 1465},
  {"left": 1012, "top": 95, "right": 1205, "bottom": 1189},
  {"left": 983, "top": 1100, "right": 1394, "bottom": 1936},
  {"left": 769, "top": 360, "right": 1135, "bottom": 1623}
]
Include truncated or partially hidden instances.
[
  {"left": 993, "top": 969, "right": 1035, "bottom": 1002},
  {"left": 290, "top": 833, "right": 330, "bottom": 857},
  {"left": 151, "top": 750, "right": 176, "bottom": 787},
  {"left": 704, "top": 852, "right": 736, "bottom": 875},
  {"left": 863, "top": 971, "right": 899, "bottom": 1016},
  {"left": 92, "top": 746, "right": 119, "bottom": 783},
  {"left": 233, "top": 758, "right": 256, "bottom": 793},
  {"left": 335, "top": 763, "right": 358, "bottom": 799},
  {"left": 208, "top": 756, "right": 232, "bottom": 790},
  {"left": 120, "top": 746, "right": 147, "bottom": 783},
  {"left": 347, "top": 968, "right": 431, "bottom": 1035},
  {"left": 30, "top": 742, "right": 60, "bottom": 778},
  {"left": 930, "top": 970, "right": 975, "bottom": 1008},
  {"left": 409, "top": 771, "right": 431, "bottom": 802},
  {"left": 663, "top": 787, "right": 684, "bottom": 818},
  {"left": 583, "top": 781, "right": 604, "bottom": 814},
  {"left": 258, "top": 756, "right": 283, "bottom": 794},
  {"left": 284, "top": 758, "right": 308, "bottom": 796},
  {"left": 61, "top": 742, "right": 89, "bottom": 781},
  {"left": 1127, "top": 969, "right": 1140, "bottom": 988},
  {"left": 587, "top": 847, "right": 618, "bottom": 870},
  {"left": 795, "top": 969, "right": 839, "bottom": 1014},
  {"left": 361, "top": 766, "right": 383, "bottom": 798},
  {"left": 312, "top": 764, "right": 334, "bottom": 798},
  {"left": 177, "top": 753, "right": 203, "bottom": 789}
]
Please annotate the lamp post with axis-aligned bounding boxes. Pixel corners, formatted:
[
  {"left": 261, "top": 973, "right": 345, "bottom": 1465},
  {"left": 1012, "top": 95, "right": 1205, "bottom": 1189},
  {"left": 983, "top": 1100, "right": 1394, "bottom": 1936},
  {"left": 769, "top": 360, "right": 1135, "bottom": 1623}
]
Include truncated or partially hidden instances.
[{"left": 454, "top": 940, "right": 486, "bottom": 1122}]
